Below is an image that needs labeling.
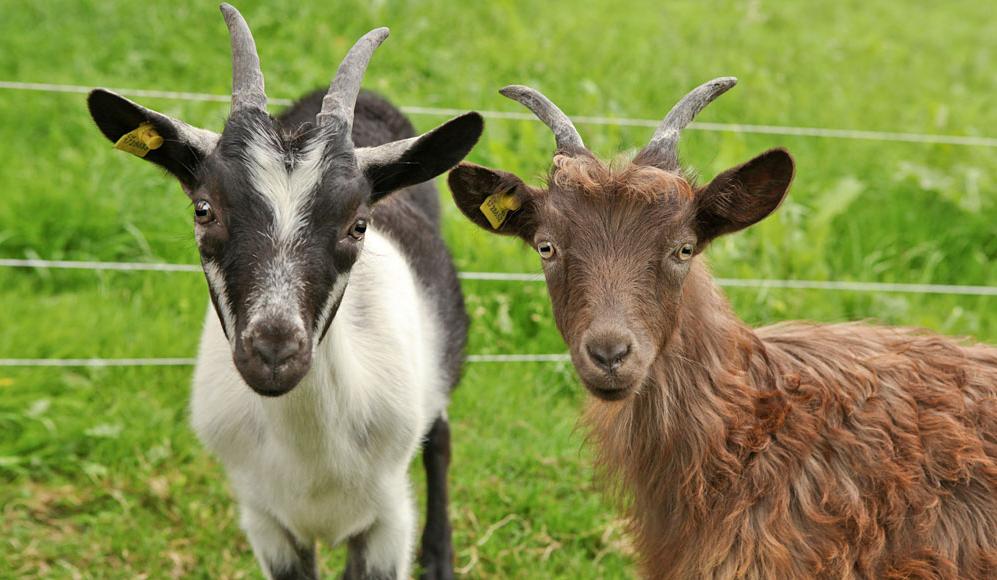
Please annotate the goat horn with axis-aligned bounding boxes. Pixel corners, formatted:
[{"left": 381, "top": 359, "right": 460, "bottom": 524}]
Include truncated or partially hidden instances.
[
  {"left": 316, "top": 27, "right": 390, "bottom": 132},
  {"left": 220, "top": 4, "right": 267, "bottom": 113},
  {"left": 645, "top": 77, "right": 737, "bottom": 170},
  {"left": 499, "top": 85, "right": 586, "bottom": 154}
]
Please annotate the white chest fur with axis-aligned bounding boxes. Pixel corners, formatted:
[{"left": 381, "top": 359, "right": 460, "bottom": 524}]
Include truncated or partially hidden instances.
[{"left": 189, "top": 228, "right": 446, "bottom": 545}]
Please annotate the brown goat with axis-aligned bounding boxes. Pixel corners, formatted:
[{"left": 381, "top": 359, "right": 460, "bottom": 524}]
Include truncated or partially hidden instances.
[{"left": 449, "top": 79, "right": 997, "bottom": 578}]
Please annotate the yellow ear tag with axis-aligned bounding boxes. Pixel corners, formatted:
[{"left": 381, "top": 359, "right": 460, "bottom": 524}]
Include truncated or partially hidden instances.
[
  {"left": 479, "top": 189, "right": 522, "bottom": 230},
  {"left": 114, "top": 122, "right": 164, "bottom": 158}
]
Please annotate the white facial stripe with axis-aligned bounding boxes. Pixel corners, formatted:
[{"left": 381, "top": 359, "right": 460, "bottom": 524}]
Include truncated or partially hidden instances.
[
  {"left": 203, "top": 260, "right": 236, "bottom": 345},
  {"left": 241, "top": 122, "right": 327, "bottom": 332},
  {"left": 244, "top": 124, "right": 326, "bottom": 244},
  {"left": 246, "top": 250, "right": 307, "bottom": 334}
]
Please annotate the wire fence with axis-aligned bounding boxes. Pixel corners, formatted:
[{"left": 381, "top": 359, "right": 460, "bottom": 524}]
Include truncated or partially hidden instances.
[
  {"left": 2, "top": 258, "right": 995, "bottom": 295},
  {"left": 1, "top": 80, "right": 994, "bottom": 368},
  {"left": 3, "top": 80, "right": 997, "bottom": 147},
  {"left": 1, "top": 257, "right": 992, "bottom": 368}
]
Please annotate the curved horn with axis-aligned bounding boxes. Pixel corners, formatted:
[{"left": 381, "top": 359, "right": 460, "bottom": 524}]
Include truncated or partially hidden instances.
[
  {"left": 219, "top": 4, "right": 267, "bottom": 113},
  {"left": 316, "top": 27, "right": 390, "bottom": 132},
  {"left": 499, "top": 85, "right": 585, "bottom": 154},
  {"left": 644, "top": 77, "right": 737, "bottom": 170}
]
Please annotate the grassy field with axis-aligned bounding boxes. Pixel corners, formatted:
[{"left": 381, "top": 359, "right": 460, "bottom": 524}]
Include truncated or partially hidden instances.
[{"left": 1, "top": 0, "right": 994, "bottom": 577}]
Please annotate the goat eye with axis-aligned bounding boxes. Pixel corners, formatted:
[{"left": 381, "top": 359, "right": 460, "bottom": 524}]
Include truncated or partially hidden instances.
[
  {"left": 537, "top": 241, "right": 556, "bottom": 259},
  {"left": 676, "top": 243, "right": 695, "bottom": 261},
  {"left": 194, "top": 200, "right": 215, "bottom": 224},
  {"left": 350, "top": 218, "right": 368, "bottom": 240}
]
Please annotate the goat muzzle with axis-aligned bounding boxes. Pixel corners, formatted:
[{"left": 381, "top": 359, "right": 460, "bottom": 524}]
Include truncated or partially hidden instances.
[{"left": 234, "top": 321, "right": 312, "bottom": 397}]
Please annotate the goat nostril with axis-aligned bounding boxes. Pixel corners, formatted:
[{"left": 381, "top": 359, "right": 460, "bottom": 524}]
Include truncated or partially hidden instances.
[
  {"left": 253, "top": 336, "right": 301, "bottom": 367},
  {"left": 587, "top": 341, "right": 632, "bottom": 372}
]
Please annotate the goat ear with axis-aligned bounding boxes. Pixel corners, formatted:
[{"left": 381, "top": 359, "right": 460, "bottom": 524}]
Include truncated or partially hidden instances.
[
  {"left": 694, "top": 148, "right": 795, "bottom": 242},
  {"left": 357, "top": 112, "right": 483, "bottom": 200},
  {"left": 448, "top": 162, "right": 538, "bottom": 240},
  {"left": 87, "top": 89, "right": 219, "bottom": 191}
]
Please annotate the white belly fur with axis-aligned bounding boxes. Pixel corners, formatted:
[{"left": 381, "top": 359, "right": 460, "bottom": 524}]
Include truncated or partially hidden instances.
[{"left": 189, "top": 227, "right": 447, "bottom": 546}]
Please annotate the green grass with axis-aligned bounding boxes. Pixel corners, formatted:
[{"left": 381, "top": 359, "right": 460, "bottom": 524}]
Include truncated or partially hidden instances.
[{"left": 1, "top": 0, "right": 994, "bottom": 577}]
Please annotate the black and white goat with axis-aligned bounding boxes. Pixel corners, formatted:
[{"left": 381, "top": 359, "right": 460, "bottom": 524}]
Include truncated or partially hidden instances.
[{"left": 86, "top": 5, "right": 482, "bottom": 579}]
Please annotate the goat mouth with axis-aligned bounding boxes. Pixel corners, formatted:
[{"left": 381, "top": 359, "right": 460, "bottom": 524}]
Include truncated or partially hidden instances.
[
  {"left": 576, "top": 363, "right": 642, "bottom": 401},
  {"left": 233, "top": 351, "right": 312, "bottom": 398},
  {"left": 587, "top": 384, "right": 633, "bottom": 401},
  {"left": 248, "top": 374, "right": 305, "bottom": 397}
]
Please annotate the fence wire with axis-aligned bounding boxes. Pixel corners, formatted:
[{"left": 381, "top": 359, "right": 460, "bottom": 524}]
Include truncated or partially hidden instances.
[
  {"left": 2, "top": 258, "right": 994, "bottom": 296},
  {"left": 3, "top": 80, "right": 997, "bottom": 147}
]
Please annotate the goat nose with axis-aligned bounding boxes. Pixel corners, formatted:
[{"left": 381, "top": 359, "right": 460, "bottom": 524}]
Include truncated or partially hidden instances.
[
  {"left": 586, "top": 338, "right": 631, "bottom": 372},
  {"left": 252, "top": 334, "right": 302, "bottom": 367}
]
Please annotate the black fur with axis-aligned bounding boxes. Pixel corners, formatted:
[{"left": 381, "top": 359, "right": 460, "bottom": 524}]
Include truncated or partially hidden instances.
[
  {"left": 342, "top": 533, "right": 396, "bottom": 580},
  {"left": 281, "top": 89, "right": 440, "bottom": 223},
  {"left": 419, "top": 417, "right": 455, "bottom": 580},
  {"left": 267, "top": 529, "right": 318, "bottom": 580}
]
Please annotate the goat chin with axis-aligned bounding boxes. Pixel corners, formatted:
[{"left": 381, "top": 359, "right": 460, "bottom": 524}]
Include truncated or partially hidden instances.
[{"left": 578, "top": 370, "right": 642, "bottom": 401}]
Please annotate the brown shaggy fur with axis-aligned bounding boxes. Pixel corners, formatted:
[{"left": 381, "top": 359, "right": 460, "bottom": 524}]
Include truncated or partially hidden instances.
[
  {"left": 551, "top": 154, "right": 695, "bottom": 201},
  {"left": 449, "top": 145, "right": 997, "bottom": 579},
  {"left": 586, "top": 265, "right": 997, "bottom": 579}
]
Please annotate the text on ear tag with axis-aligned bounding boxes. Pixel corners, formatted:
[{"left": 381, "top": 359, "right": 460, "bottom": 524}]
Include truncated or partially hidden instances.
[
  {"left": 479, "top": 189, "right": 522, "bottom": 229},
  {"left": 114, "top": 122, "right": 164, "bottom": 158}
]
